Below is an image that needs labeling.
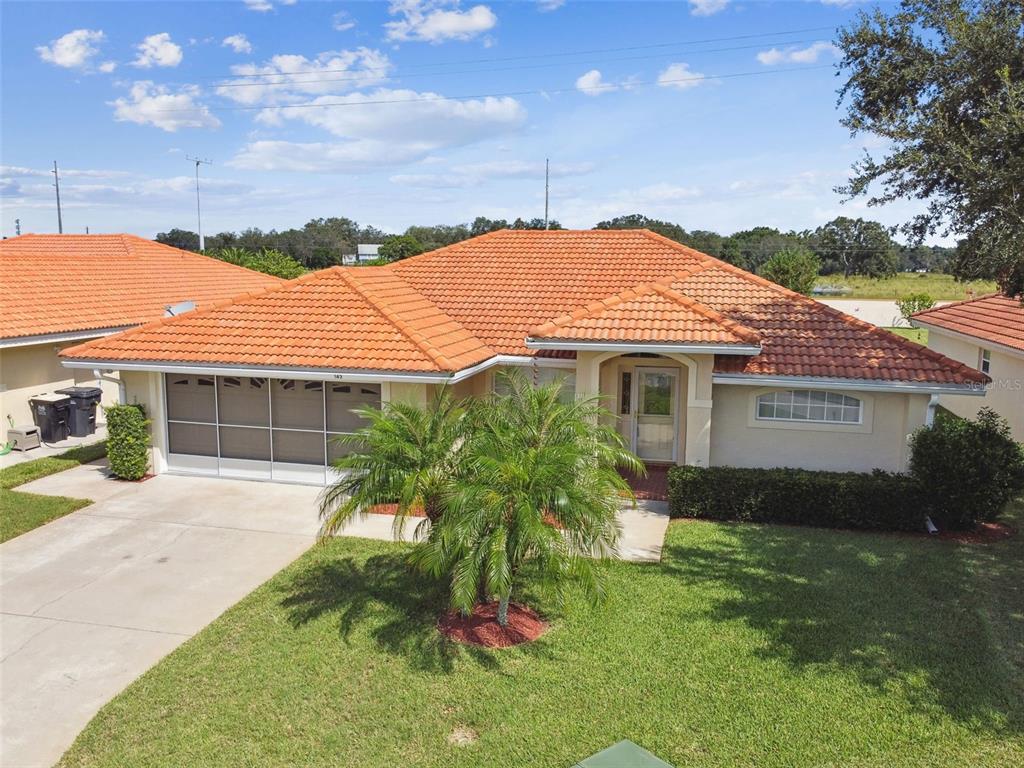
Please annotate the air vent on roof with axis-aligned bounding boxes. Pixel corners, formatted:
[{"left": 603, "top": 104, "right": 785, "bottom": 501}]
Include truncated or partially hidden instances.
[{"left": 164, "top": 300, "right": 196, "bottom": 317}]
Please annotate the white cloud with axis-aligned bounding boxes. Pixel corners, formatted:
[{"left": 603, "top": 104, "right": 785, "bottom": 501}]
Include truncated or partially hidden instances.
[
  {"left": 756, "top": 41, "right": 839, "bottom": 66},
  {"left": 391, "top": 160, "right": 595, "bottom": 188},
  {"left": 656, "top": 63, "right": 709, "bottom": 91},
  {"left": 537, "top": 0, "right": 565, "bottom": 10},
  {"left": 385, "top": 1, "right": 497, "bottom": 43},
  {"left": 689, "top": 0, "right": 728, "bottom": 16},
  {"left": 132, "top": 33, "right": 184, "bottom": 68},
  {"left": 36, "top": 29, "right": 106, "bottom": 70},
  {"left": 216, "top": 48, "right": 391, "bottom": 105},
  {"left": 222, "top": 34, "right": 253, "bottom": 54},
  {"left": 231, "top": 88, "right": 525, "bottom": 172},
  {"left": 99, "top": 61, "right": 117, "bottom": 73},
  {"left": 332, "top": 11, "right": 357, "bottom": 31},
  {"left": 110, "top": 82, "right": 221, "bottom": 132},
  {"left": 244, "top": 0, "right": 274, "bottom": 11},
  {"left": 575, "top": 69, "right": 615, "bottom": 97},
  {"left": 0, "top": 165, "right": 132, "bottom": 179}
]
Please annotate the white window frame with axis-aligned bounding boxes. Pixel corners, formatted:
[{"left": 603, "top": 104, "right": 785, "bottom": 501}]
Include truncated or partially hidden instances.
[
  {"left": 979, "top": 348, "right": 992, "bottom": 375},
  {"left": 747, "top": 388, "right": 873, "bottom": 434}
]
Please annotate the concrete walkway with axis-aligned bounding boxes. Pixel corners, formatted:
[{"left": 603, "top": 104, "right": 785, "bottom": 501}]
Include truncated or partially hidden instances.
[
  {"left": 616, "top": 499, "right": 671, "bottom": 563},
  {"left": 0, "top": 464, "right": 416, "bottom": 768}
]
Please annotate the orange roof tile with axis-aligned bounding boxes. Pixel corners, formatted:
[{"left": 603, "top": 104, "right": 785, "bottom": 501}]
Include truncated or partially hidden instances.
[
  {"left": 530, "top": 277, "right": 761, "bottom": 346},
  {"left": 912, "top": 294, "right": 1024, "bottom": 352},
  {"left": 0, "top": 234, "right": 282, "bottom": 340},
  {"left": 61, "top": 267, "right": 494, "bottom": 373},
  {"left": 59, "top": 229, "right": 986, "bottom": 386}
]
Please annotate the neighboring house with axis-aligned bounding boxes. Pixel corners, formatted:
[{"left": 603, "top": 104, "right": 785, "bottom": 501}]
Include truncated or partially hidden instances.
[
  {"left": 911, "top": 294, "right": 1024, "bottom": 441},
  {"left": 341, "top": 244, "right": 380, "bottom": 265},
  {"left": 58, "top": 229, "right": 987, "bottom": 484},
  {"left": 0, "top": 234, "right": 282, "bottom": 431}
]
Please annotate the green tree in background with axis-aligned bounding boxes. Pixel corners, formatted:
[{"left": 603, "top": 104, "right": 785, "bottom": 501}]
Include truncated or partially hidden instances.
[
  {"left": 760, "top": 248, "right": 822, "bottom": 295},
  {"left": 811, "top": 216, "right": 899, "bottom": 277},
  {"left": 837, "top": 0, "right": 1024, "bottom": 296},
  {"left": 210, "top": 247, "right": 305, "bottom": 279},
  {"left": 377, "top": 234, "right": 426, "bottom": 262},
  {"left": 155, "top": 228, "right": 200, "bottom": 252}
]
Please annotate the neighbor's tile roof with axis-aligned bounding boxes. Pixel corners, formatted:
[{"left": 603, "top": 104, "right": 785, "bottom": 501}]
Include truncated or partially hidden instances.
[
  {"left": 0, "top": 234, "right": 281, "bottom": 340},
  {"left": 61, "top": 267, "right": 495, "bottom": 373},
  {"left": 60, "top": 229, "right": 987, "bottom": 386},
  {"left": 912, "top": 294, "right": 1024, "bottom": 352},
  {"left": 530, "top": 278, "right": 762, "bottom": 346}
]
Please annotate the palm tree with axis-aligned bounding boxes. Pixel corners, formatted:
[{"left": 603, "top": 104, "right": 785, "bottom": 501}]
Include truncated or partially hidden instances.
[
  {"left": 318, "top": 387, "right": 472, "bottom": 540},
  {"left": 410, "top": 370, "right": 643, "bottom": 626}
]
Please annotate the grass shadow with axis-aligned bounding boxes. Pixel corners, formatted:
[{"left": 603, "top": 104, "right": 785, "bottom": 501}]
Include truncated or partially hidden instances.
[{"left": 661, "top": 511, "right": 1024, "bottom": 735}]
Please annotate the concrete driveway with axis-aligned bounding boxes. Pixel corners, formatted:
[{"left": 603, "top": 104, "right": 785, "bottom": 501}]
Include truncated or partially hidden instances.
[{"left": 0, "top": 463, "right": 414, "bottom": 768}]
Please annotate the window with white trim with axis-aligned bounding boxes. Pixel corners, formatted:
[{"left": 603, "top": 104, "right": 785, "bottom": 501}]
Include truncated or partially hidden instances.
[
  {"left": 756, "top": 390, "right": 862, "bottom": 424},
  {"left": 980, "top": 348, "right": 991, "bottom": 375}
]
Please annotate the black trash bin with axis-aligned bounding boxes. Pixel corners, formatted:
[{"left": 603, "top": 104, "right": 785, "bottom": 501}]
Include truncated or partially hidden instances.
[
  {"left": 56, "top": 386, "right": 104, "bottom": 437},
  {"left": 29, "top": 393, "right": 72, "bottom": 443}
]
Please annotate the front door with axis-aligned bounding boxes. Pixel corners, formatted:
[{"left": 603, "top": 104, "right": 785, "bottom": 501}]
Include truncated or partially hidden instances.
[{"left": 633, "top": 367, "right": 678, "bottom": 462}]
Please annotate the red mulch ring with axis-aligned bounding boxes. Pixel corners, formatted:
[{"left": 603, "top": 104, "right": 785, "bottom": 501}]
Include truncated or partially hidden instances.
[
  {"left": 437, "top": 601, "right": 548, "bottom": 648},
  {"left": 937, "top": 521, "right": 1016, "bottom": 544},
  {"left": 367, "top": 503, "right": 425, "bottom": 517}
]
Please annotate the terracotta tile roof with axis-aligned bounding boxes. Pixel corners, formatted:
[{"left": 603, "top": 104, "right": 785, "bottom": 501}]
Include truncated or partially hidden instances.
[
  {"left": 0, "top": 234, "right": 281, "bottom": 340},
  {"left": 530, "top": 277, "right": 761, "bottom": 346},
  {"left": 912, "top": 294, "right": 1024, "bottom": 353},
  {"left": 61, "top": 267, "right": 494, "bottom": 373},
  {"left": 60, "top": 229, "right": 986, "bottom": 386}
]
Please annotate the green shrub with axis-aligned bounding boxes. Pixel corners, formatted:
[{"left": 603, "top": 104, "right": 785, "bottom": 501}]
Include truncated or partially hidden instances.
[
  {"left": 667, "top": 465, "right": 925, "bottom": 532},
  {"left": 104, "top": 404, "right": 151, "bottom": 481},
  {"left": 909, "top": 408, "right": 1024, "bottom": 530},
  {"left": 896, "top": 292, "right": 936, "bottom": 321}
]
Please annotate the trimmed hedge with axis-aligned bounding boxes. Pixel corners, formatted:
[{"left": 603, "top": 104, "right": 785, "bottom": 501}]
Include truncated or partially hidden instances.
[
  {"left": 668, "top": 466, "right": 926, "bottom": 532},
  {"left": 104, "top": 404, "right": 151, "bottom": 481}
]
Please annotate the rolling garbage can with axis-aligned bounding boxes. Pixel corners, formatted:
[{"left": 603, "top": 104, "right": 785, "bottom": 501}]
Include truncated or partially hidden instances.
[
  {"left": 29, "top": 393, "right": 72, "bottom": 443},
  {"left": 55, "top": 386, "right": 104, "bottom": 437}
]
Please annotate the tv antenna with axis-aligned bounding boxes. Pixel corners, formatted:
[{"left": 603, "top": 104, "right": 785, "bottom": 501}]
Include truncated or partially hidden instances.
[
  {"left": 544, "top": 158, "right": 550, "bottom": 230},
  {"left": 185, "top": 155, "right": 212, "bottom": 250},
  {"left": 52, "top": 161, "right": 64, "bottom": 234}
]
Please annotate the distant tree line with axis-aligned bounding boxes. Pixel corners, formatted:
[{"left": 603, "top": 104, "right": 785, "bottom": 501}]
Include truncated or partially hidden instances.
[{"left": 156, "top": 211, "right": 960, "bottom": 289}]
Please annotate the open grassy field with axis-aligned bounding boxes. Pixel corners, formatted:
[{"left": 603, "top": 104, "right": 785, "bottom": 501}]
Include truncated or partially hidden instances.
[
  {"left": 816, "top": 272, "right": 998, "bottom": 300},
  {"left": 0, "top": 442, "right": 106, "bottom": 543},
  {"left": 58, "top": 500, "right": 1024, "bottom": 768}
]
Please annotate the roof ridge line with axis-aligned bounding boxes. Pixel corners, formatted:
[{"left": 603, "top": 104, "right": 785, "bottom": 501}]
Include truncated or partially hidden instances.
[
  {"left": 334, "top": 267, "right": 459, "bottom": 370},
  {"left": 648, "top": 281, "right": 761, "bottom": 344}
]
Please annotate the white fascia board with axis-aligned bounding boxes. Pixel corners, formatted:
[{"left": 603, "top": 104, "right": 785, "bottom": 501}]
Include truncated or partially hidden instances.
[
  {"left": 526, "top": 339, "right": 762, "bottom": 356},
  {"left": 910, "top": 320, "right": 1024, "bottom": 360},
  {"left": 487, "top": 354, "right": 577, "bottom": 369},
  {"left": 712, "top": 372, "right": 988, "bottom": 396},
  {"left": 0, "top": 326, "right": 135, "bottom": 349}
]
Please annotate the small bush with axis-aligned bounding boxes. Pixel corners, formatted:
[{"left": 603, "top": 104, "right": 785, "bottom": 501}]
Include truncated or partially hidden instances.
[
  {"left": 104, "top": 404, "right": 151, "bottom": 481},
  {"left": 896, "top": 292, "right": 935, "bottom": 321},
  {"left": 909, "top": 408, "right": 1024, "bottom": 530},
  {"left": 667, "top": 465, "right": 925, "bottom": 532}
]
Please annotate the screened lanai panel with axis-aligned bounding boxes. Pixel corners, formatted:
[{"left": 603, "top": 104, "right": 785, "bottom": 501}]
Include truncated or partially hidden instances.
[
  {"left": 273, "top": 429, "right": 325, "bottom": 465},
  {"left": 218, "top": 376, "right": 270, "bottom": 427},
  {"left": 219, "top": 426, "right": 271, "bottom": 461},
  {"left": 327, "top": 383, "right": 380, "bottom": 433},
  {"left": 166, "top": 375, "right": 216, "bottom": 423},
  {"left": 272, "top": 379, "right": 324, "bottom": 431},
  {"left": 168, "top": 422, "right": 217, "bottom": 456}
]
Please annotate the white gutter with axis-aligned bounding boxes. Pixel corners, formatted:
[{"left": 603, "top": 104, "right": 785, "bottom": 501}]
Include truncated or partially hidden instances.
[
  {"left": 925, "top": 393, "right": 940, "bottom": 426},
  {"left": 0, "top": 326, "right": 135, "bottom": 350},
  {"left": 712, "top": 372, "right": 987, "bottom": 396},
  {"left": 93, "top": 369, "right": 127, "bottom": 405},
  {"left": 526, "top": 339, "right": 762, "bottom": 356}
]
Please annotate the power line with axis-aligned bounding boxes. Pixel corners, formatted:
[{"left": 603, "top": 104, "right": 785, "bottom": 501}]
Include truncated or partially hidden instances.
[
  {"left": 200, "top": 25, "right": 836, "bottom": 84},
  {"left": 207, "top": 37, "right": 831, "bottom": 90},
  {"left": 159, "top": 64, "right": 834, "bottom": 114}
]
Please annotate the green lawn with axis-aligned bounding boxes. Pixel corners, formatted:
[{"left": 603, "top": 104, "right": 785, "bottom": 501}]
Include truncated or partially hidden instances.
[
  {"left": 59, "top": 500, "right": 1024, "bottom": 767},
  {"left": 816, "top": 272, "right": 998, "bottom": 300},
  {"left": 0, "top": 441, "right": 105, "bottom": 543},
  {"left": 884, "top": 326, "right": 929, "bottom": 344}
]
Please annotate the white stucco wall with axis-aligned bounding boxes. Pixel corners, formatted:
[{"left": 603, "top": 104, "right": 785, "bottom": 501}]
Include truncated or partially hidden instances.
[
  {"left": 0, "top": 341, "right": 120, "bottom": 430},
  {"left": 921, "top": 330, "right": 1024, "bottom": 442},
  {"left": 709, "top": 384, "right": 931, "bottom": 473}
]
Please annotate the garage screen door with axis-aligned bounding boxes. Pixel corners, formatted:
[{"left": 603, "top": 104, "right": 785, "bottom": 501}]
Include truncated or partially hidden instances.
[{"left": 165, "top": 374, "right": 380, "bottom": 484}]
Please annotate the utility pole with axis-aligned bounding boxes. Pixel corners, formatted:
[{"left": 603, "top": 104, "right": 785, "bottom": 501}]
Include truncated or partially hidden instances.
[
  {"left": 544, "top": 158, "right": 550, "bottom": 230},
  {"left": 185, "top": 155, "right": 212, "bottom": 250},
  {"left": 52, "top": 161, "right": 63, "bottom": 234}
]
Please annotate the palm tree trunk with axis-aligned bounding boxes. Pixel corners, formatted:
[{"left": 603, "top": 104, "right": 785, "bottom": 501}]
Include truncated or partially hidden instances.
[
  {"left": 497, "top": 594, "right": 510, "bottom": 627},
  {"left": 424, "top": 496, "right": 444, "bottom": 524}
]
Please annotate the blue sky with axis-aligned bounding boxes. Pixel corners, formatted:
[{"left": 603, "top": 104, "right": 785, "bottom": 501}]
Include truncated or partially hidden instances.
[{"left": 2, "top": 0, "right": 929, "bottom": 242}]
